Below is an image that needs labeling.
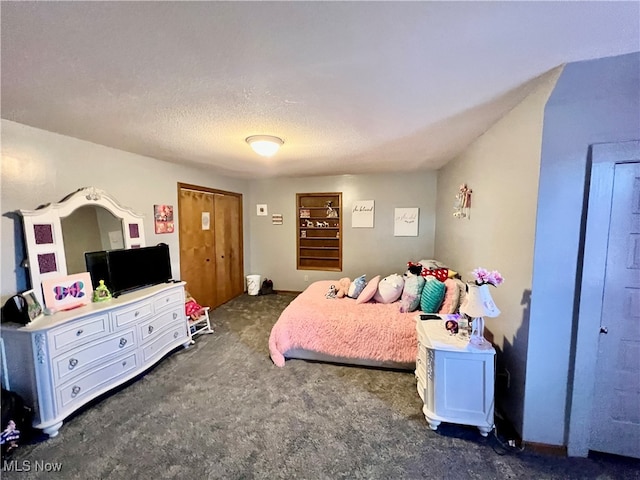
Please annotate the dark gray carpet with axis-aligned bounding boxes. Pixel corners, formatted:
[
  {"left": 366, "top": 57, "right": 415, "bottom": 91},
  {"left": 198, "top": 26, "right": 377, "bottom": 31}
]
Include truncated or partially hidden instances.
[{"left": 3, "top": 293, "right": 639, "bottom": 479}]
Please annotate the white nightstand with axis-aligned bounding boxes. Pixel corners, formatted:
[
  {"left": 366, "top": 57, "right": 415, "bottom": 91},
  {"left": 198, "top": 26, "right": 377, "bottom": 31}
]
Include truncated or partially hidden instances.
[{"left": 415, "top": 318, "right": 495, "bottom": 436}]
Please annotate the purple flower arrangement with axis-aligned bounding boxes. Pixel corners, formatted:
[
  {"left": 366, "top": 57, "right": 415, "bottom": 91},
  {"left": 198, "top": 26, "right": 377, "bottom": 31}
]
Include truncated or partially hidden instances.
[{"left": 472, "top": 268, "right": 504, "bottom": 287}]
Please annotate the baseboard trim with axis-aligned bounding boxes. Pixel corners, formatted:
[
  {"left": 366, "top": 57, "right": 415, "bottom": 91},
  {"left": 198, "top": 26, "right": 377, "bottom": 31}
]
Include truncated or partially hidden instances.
[{"left": 524, "top": 442, "right": 567, "bottom": 457}]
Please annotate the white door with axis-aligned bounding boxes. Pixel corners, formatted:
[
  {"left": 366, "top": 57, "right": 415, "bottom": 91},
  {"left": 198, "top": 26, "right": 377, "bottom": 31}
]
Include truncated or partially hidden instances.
[{"left": 589, "top": 161, "right": 640, "bottom": 458}]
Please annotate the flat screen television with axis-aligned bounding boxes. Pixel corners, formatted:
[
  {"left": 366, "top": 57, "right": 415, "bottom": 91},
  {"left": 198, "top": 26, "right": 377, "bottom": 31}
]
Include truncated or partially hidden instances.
[{"left": 85, "top": 244, "right": 173, "bottom": 297}]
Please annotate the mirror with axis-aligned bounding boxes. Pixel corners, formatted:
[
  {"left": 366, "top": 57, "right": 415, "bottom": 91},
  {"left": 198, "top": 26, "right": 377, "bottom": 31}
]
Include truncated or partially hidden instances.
[
  {"left": 61, "top": 206, "right": 124, "bottom": 274},
  {"left": 20, "top": 187, "right": 146, "bottom": 306}
]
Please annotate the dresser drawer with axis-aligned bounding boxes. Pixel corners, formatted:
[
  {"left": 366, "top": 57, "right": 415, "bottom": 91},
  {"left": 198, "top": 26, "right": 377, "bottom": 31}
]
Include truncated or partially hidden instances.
[
  {"left": 53, "top": 329, "right": 136, "bottom": 383},
  {"left": 153, "top": 288, "right": 183, "bottom": 312},
  {"left": 111, "top": 301, "right": 153, "bottom": 328},
  {"left": 142, "top": 325, "right": 187, "bottom": 363},
  {"left": 139, "top": 306, "right": 183, "bottom": 342},
  {"left": 56, "top": 352, "right": 138, "bottom": 410},
  {"left": 50, "top": 315, "right": 109, "bottom": 353}
]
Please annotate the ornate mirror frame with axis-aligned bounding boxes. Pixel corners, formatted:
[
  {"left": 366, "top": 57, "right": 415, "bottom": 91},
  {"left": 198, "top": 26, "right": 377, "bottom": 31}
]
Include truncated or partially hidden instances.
[{"left": 20, "top": 186, "right": 146, "bottom": 306}]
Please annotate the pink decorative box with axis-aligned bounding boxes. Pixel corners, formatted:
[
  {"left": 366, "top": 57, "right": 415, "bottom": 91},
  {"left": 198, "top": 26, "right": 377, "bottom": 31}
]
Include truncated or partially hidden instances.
[{"left": 42, "top": 272, "right": 92, "bottom": 311}]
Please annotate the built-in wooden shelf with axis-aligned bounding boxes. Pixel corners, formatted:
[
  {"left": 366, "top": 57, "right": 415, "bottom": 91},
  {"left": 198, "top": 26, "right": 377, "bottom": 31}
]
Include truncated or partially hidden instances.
[{"left": 297, "top": 192, "right": 342, "bottom": 272}]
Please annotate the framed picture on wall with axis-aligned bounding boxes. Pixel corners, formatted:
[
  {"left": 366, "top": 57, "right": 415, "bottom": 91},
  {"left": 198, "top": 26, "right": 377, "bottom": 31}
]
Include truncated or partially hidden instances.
[
  {"left": 154, "top": 204, "right": 174, "bottom": 234},
  {"left": 257, "top": 204, "right": 268, "bottom": 216},
  {"left": 394, "top": 208, "right": 419, "bottom": 236},
  {"left": 352, "top": 200, "right": 374, "bottom": 228}
]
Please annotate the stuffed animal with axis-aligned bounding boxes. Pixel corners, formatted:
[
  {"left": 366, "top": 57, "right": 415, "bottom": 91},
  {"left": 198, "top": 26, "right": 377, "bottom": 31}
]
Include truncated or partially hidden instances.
[
  {"left": 184, "top": 291, "right": 205, "bottom": 320},
  {"left": 399, "top": 262, "right": 426, "bottom": 313},
  {"left": 374, "top": 273, "right": 404, "bottom": 304},
  {"left": 406, "top": 262, "right": 423, "bottom": 277},
  {"left": 325, "top": 284, "right": 337, "bottom": 299},
  {"left": 335, "top": 277, "right": 351, "bottom": 298}
]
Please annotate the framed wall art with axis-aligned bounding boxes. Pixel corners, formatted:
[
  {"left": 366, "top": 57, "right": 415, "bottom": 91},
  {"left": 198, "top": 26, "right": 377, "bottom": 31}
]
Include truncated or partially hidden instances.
[
  {"left": 352, "top": 200, "right": 374, "bottom": 228},
  {"left": 154, "top": 204, "right": 174, "bottom": 234},
  {"left": 394, "top": 208, "right": 419, "bottom": 236}
]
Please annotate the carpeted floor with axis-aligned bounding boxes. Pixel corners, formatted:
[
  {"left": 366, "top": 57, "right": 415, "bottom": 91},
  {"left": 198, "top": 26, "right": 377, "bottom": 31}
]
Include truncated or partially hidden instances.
[{"left": 3, "top": 292, "right": 639, "bottom": 479}]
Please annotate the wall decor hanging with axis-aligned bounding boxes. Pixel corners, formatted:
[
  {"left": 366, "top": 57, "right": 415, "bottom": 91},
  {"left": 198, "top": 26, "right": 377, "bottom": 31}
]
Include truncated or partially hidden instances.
[
  {"left": 453, "top": 183, "right": 472, "bottom": 219},
  {"left": 154, "top": 204, "right": 174, "bottom": 233},
  {"left": 352, "top": 200, "right": 375, "bottom": 228},
  {"left": 201, "top": 212, "right": 210, "bottom": 230},
  {"left": 257, "top": 204, "right": 268, "bottom": 216},
  {"left": 394, "top": 208, "right": 419, "bottom": 236}
]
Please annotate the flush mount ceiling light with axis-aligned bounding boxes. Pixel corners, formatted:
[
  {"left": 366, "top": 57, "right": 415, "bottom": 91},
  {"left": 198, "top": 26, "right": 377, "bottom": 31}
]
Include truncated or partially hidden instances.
[{"left": 245, "top": 135, "right": 284, "bottom": 157}]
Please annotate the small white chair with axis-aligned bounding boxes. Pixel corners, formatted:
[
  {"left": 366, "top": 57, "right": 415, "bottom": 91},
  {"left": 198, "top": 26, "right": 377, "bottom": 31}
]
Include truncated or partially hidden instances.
[{"left": 188, "top": 306, "right": 214, "bottom": 343}]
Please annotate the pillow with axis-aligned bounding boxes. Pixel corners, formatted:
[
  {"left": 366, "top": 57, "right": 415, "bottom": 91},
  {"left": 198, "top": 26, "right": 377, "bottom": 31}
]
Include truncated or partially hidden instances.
[
  {"left": 420, "top": 277, "right": 446, "bottom": 313},
  {"left": 419, "top": 259, "right": 458, "bottom": 278},
  {"left": 374, "top": 274, "right": 404, "bottom": 304},
  {"left": 356, "top": 275, "right": 380, "bottom": 304},
  {"left": 347, "top": 274, "right": 367, "bottom": 299},
  {"left": 419, "top": 259, "right": 448, "bottom": 270},
  {"left": 438, "top": 278, "right": 463, "bottom": 314},
  {"left": 423, "top": 267, "right": 449, "bottom": 282},
  {"left": 399, "top": 275, "right": 425, "bottom": 313}
]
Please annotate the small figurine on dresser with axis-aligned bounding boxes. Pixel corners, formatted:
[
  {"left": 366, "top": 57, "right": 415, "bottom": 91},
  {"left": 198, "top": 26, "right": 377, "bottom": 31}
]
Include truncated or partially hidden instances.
[{"left": 92, "top": 280, "right": 112, "bottom": 302}]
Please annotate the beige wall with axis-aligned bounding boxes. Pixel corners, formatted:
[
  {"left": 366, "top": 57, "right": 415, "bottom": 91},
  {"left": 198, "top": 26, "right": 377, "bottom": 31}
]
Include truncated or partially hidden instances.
[
  {"left": 1, "top": 120, "right": 437, "bottom": 300},
  {"left": 1, "top": 120, "right": 250, "bottom": 300},
  {"left": 434, "top": 67, "right": 562, "bottom": 436},
  {"left": 249, "top": 172, "right": 438, "bottom": 292}
]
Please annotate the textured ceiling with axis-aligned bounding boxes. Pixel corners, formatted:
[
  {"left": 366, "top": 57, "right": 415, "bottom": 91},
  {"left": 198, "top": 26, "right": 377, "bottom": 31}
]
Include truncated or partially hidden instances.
[{"left": 2, "top": 2, "right": 638, "bottom": 179}]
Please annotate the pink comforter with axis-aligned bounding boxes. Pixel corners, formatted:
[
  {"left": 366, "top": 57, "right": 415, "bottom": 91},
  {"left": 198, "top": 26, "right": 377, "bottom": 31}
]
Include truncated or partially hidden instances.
[{"left": 269, "top": 280, "right": 418, "bottom": 367}]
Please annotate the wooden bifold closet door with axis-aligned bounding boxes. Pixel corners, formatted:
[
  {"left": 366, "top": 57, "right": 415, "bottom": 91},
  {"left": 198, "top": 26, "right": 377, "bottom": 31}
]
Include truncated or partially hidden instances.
[{"left": 178, "top": 183, "right": 244, "bottom": 309}]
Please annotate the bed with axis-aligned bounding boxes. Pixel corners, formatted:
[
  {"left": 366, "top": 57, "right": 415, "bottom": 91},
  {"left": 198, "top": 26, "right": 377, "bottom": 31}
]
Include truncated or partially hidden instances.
[{"left": 268, "top": 280, "right": 419, "bottom": 370}]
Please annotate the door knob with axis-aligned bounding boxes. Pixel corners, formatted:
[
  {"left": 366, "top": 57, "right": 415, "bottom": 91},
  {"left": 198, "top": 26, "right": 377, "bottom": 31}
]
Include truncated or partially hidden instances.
[{"left": 600, "top": 326, "right": 608, "bottom": 334}]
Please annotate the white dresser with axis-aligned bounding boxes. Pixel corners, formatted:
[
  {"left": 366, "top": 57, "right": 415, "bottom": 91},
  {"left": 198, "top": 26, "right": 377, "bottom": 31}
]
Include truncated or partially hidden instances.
[
  {"left": 415, "top": 319, "right": 495, "bottom": 436},
  {"left": 1, "top": 282, "right": 190, "bottom": 437}
]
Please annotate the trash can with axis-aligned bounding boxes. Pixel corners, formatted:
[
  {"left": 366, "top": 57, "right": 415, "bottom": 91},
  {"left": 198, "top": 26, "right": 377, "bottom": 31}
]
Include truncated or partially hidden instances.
[{"left": 246, "top": 275, "right": 261, "bottom": 295}]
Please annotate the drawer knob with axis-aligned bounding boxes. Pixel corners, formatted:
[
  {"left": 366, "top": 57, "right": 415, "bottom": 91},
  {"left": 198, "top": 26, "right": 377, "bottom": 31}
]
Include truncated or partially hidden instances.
[
  {"left": 166, "top": 298, "right": 170, "bottom": 303},
  {"left": 148, "top": 325, "right": 154, "bottom": 334},
  {"left": 173, "top": 313, "right": 178, "bottom": 320},
  {"left": 76, "top": 329, "right": 84, "bottom": 336},
  {"left": 122, "top": 361, "right": 127, "bottom": 367},
  {"left": 119, "top": 338, "right": 127, "bottom": 348},
  {"left": 68, "top": 358, "right": 79, "bottom": 369},
  {"left": 134, "top": 311, "right": 139, "bottom": 317},
  {"left": 173, "top": 331, "right": 179, "bottom": 339},
  {"left": 71, "top": 385, "right": 81, "bottom": 397}
]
